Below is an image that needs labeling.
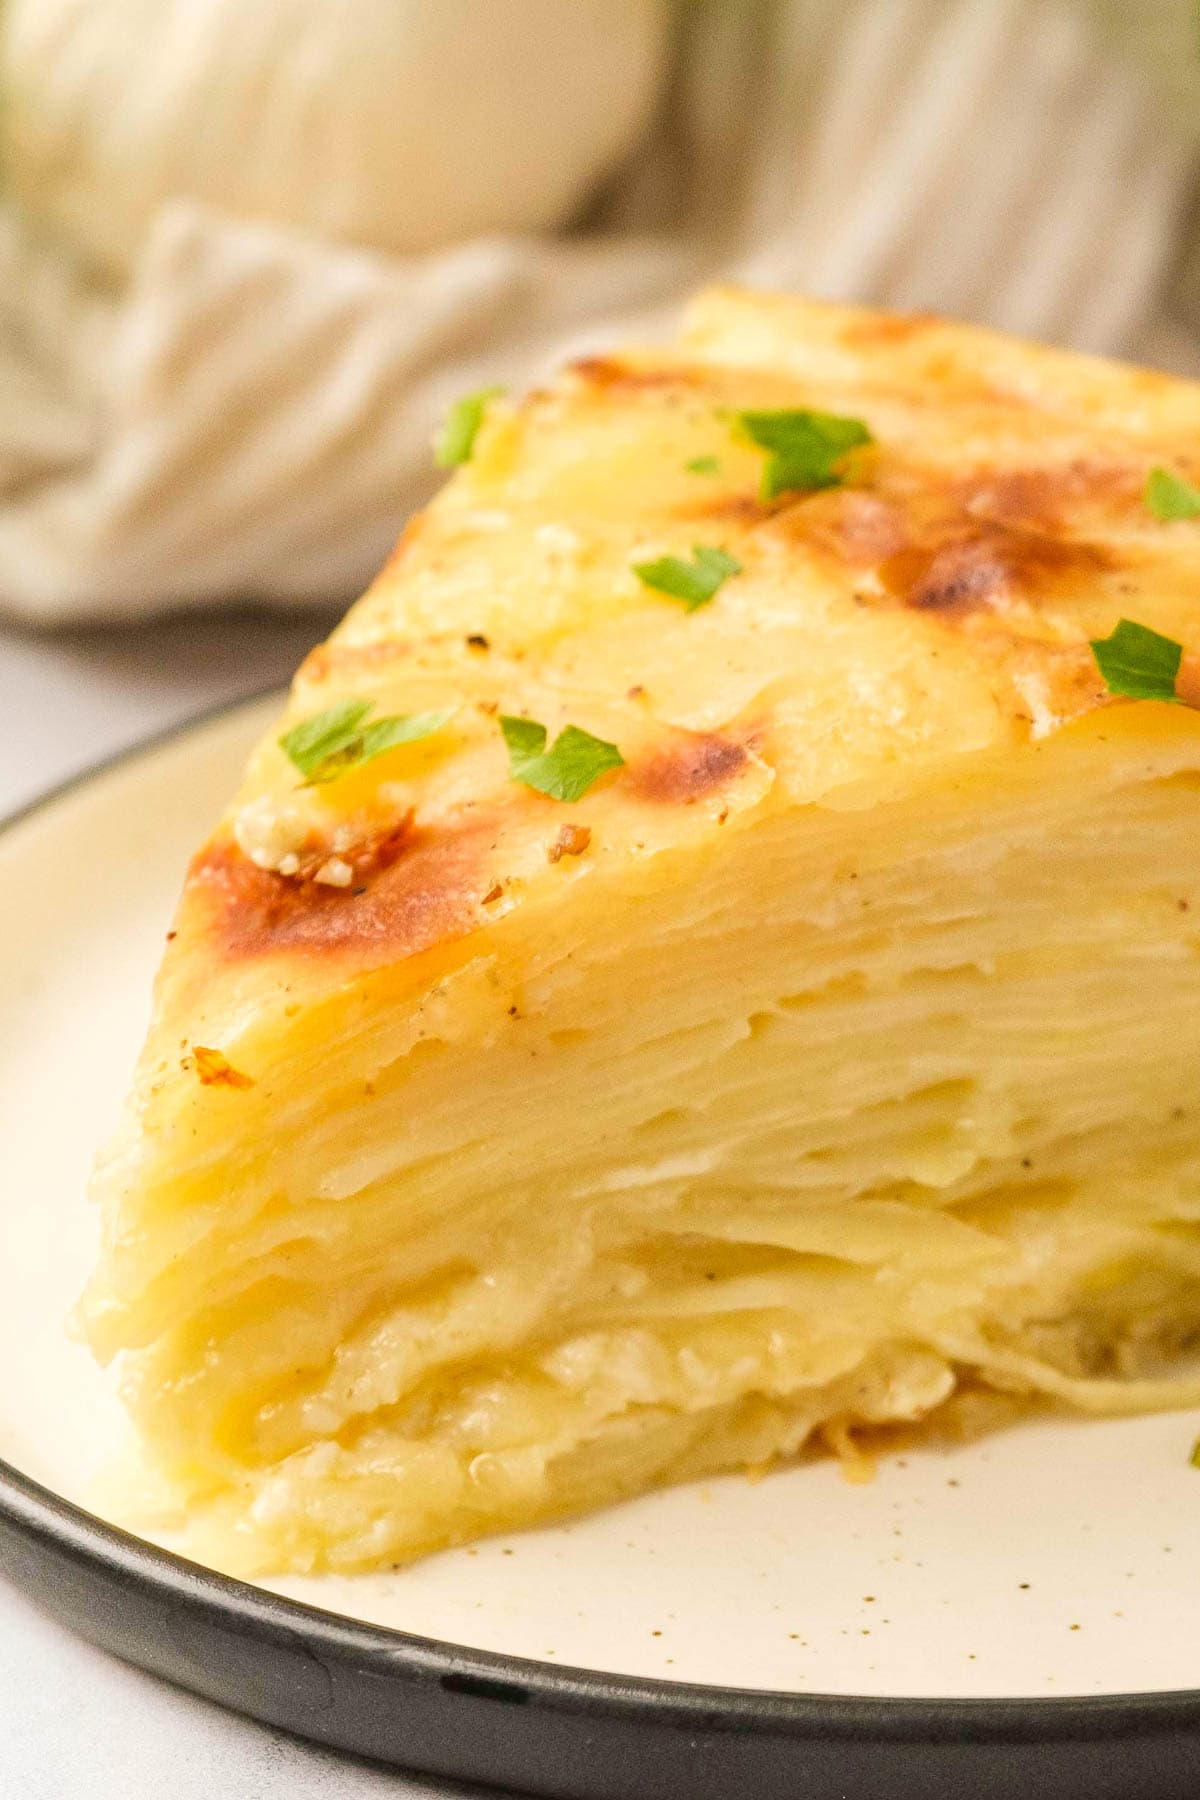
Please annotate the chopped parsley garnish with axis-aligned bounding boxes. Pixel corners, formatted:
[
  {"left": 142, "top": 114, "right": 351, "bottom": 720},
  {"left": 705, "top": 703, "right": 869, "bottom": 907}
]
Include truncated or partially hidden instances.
[
  {"left": 280, "top": 700, "right": 453, "bottom": 783},
  {"left": 685, "top": 455, "right": 721, "bottom": 475},
  {"left": 1191, "top": 1436, "right": 1200, "bottom": 1470},
  {"left": 633, "top": 544, "right": 742, "bottom": 611},
  {"left": 500, "top": 715, "right": 624, "bottom": 801},
  {"left": 731, "top": 407, "right": 873, "bottom": 500},
  {"left": 434, "top": 386, "right": 504, "bottom": 467},
  {"left": 1145, "top": 467, "right": 1200, "bottom": 521},
  {"left": 1089, "top": 619, "right": 1183, "bottom": 704}
]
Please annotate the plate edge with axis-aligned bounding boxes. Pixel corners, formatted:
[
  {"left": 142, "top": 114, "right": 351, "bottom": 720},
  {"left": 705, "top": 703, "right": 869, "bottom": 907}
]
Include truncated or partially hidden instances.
[{"left": 1, "top": 693, "right": 1198, "bottom": 1747}]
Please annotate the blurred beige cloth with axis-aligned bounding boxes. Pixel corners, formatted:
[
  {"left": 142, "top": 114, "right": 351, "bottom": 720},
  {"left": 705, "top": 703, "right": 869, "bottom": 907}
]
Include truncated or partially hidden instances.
[{"left": 1, "top": 0, "right": 1199, "bottom": 621}]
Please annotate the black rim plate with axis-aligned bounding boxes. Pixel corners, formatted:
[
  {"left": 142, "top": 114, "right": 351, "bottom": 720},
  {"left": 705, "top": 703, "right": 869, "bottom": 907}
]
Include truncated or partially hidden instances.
[{"left": 2, "top": 701, "right": 1200, "bottom": 1800}]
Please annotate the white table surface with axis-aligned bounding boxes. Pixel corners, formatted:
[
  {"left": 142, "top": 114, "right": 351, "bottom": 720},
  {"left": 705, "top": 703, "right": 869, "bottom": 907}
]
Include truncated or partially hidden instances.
[{"left": 0, "top": 611, "right": 513, "bottom": 1799}]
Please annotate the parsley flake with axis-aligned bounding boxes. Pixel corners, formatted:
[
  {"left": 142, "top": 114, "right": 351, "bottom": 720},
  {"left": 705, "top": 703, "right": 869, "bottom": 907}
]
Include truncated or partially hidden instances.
[
  {"left": 279, "top": 700, "right": 371, "bottom": 779},
  {"left": 685, "top": 455, "right": 721, "bottom": 475},
  {"left": 434, "top": 386, "right": 505, "bottom": 467},
  {"left": 633, "top": 544, "right": 742, "bottom": 611},
  {"left": 280, "top": 701, "right": 453, "bottom": 784},
  {"left": 732, "top": 407, "right": 873, "bottom": 500},
  {"left": 1146, "top": 467, "right": 1200, "bottom": 521},
  {"left": 1191, "top": 1436, "right": 1200, "bottom": 1470},
  {"left": 1089, "top": 619, "right": 1183, "bottom": 704},
  {"left": 499, "top": 716, "right": 624, "bottom": 802}
]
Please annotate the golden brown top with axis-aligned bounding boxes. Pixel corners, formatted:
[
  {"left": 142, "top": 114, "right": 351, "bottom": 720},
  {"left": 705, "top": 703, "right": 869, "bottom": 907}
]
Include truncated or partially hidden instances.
[{"left": 165, "top": 286, "right": 1200, "bottom": 1015}]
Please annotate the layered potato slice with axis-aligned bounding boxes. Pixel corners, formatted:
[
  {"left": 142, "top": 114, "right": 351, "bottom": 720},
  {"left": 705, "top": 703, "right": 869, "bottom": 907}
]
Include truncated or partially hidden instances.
[{"left": 84, "top": 288, "right": 1200, "bottom": 1573}]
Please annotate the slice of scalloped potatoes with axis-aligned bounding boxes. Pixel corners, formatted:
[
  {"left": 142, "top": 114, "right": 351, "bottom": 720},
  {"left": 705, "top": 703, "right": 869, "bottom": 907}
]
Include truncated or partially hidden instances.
[{"left": 84, "top": 288, "right": 1200, "bottom": 1573}]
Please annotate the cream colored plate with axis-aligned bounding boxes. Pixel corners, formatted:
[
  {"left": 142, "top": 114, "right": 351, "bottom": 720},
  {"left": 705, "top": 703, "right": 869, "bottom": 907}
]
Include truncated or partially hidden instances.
[{"left": 1, "top": 696, "right": 1198, "bottom": 1702}]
